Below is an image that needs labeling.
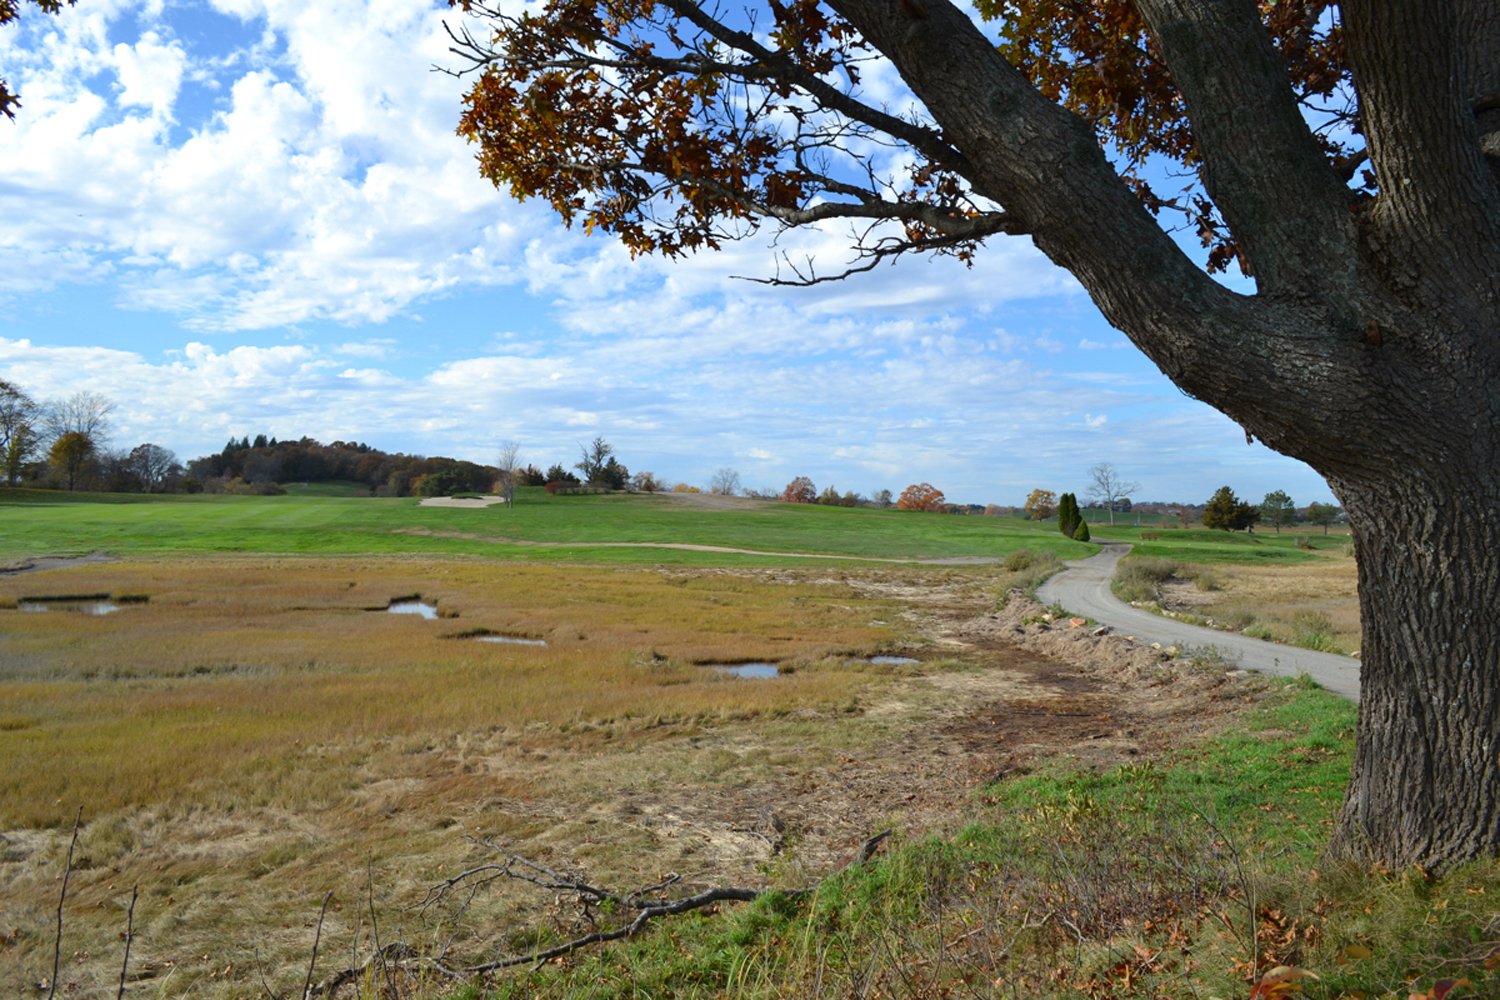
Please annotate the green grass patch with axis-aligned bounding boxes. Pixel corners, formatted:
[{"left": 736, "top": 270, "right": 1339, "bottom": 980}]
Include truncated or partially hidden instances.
[
  {"left": 0, "top": 488, "right": 1094, "bottom": 566},
  {"left": 1094, "top": 525, "right": 1321, "bottom": 565}
]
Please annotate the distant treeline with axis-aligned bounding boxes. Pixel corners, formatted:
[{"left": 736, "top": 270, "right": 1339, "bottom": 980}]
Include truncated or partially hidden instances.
[{"left": 188, "top": 436, "right": 497, "bottom": 497}]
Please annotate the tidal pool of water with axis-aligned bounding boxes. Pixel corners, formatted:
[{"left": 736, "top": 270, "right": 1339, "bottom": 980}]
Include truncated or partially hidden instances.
[
  {"left": 387, "top": 601, "right": 439, "bottom": 620},
  {"left": 19, "top": 601, "right": 121, "bottom": 616},
  {"left": 869, "top": 656, "right": 919, "bottom": 665},
  {"left": 708, "top": 662, "right": 780, "bottom": 679},
  {"left": 476, "top": 635, "right": 548, "bottom": 647}
]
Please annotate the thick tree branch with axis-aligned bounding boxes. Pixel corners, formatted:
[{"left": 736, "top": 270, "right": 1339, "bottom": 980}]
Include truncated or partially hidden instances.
[
  {"left": 1456, "top": 0, "right": 1500, "bottom": 172},
  {"left": 824, "top": 0, "right": 1281, "bottom": 398},
  {"left": 1132, "top": 0, "right": 1358, "bottom": 300},
  {"left": 1344, "top": 0, "right": 1500, "bottom": 288}
]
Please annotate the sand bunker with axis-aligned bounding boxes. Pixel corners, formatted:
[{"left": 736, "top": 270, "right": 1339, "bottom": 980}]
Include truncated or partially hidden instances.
[{"left": 417, "top": 495, "right": 508, "bottom": 508}]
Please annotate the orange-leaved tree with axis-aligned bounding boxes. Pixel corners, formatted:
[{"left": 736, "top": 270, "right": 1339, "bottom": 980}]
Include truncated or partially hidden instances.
[
  {"left": 1023, "top": 488, "right": 1057, "bottom": 521},
  {"left": 449, "top": 0, "right": 1500, "bottom": 871},
  {"left": 896, "top": 482, "right": 945, "bottom": 512},
  {"left": 780, "top": 476, "right": 816, "bottom": 503}
]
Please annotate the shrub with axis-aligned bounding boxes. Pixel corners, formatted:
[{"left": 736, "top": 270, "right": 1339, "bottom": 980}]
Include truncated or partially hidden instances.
[
  {"left": 998, "top": 550, "right": 1065, "bottom": 594},
  {"left": 1185, "top": 567, "right": 1222, "bottom": 591},
  {"left": 1002, "top": 549, "right": 1046, "bottom": 572},
  {"left": 1113, "top": 556, "right": 1177, "bottom": 604},
  {"left": 1291, "top": 611, "right": 1341, "bottom": 652},
  {"left": 1073, "top": 518, "right": 1090, "bottom": 541}
]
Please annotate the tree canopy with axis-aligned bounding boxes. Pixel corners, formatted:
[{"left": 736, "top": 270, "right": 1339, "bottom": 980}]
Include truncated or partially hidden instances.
[
  {"left": 896, "top": 482, "right": 946, "bottom": 511},
  {"left": 1260, "top": 489, "right": 1297, "bottom": 532},
  {"left": 780, "top": 476, "right": 816, "bottom": 503},
  {"left": 1202, "top": 485, "right": 1260, "bottom": 531},
  {"left": 1022, "top": 487, "right": 1056, "bottom": 521}
]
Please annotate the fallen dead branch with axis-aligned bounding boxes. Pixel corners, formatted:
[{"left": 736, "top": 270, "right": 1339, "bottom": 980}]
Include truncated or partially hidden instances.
[{"left": 310, "top": 829, "right": 893, "bottom": 996}]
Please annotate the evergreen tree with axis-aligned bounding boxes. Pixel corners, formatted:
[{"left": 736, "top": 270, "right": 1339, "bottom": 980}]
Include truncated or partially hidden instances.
[
  {"left": 1058, "top": 492, "right": 1081, "bottom": 538},
  {"left": 1073, "top": 518, "right": 1090, "bottom": 541},
  {"left": 1203, "top": 486, "right": 1259, "bottom": 531}
]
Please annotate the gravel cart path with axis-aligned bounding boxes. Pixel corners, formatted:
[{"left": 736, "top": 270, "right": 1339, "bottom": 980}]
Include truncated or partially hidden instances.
[{"left": 1037, "top": 541, "right": 1361, "bottom": 700}]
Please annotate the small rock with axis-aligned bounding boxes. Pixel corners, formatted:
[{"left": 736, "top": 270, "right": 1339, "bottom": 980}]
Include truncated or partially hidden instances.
[
  {"left": 1091, "top": 625, "right": 1110, "bottom": 636},
  {"left": 1151, "top": 642, "right": 1162, "bottom": 650},
  {"left": 1068, "top": 617, "right": 1087, "bottom": 628}
]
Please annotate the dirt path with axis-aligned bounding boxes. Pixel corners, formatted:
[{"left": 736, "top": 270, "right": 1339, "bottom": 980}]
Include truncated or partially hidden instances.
[{"left": 1037, "top": 542, "right": 1361, "bottom": 700}]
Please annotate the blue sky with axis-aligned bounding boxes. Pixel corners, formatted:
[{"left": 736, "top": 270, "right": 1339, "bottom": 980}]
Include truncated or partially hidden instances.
[{"left": 0, "top": 0, "right": 1336, "bottom": 506}]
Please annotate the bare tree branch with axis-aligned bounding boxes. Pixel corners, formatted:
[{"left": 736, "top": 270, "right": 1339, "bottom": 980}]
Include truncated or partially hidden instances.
[
  {"left": 300, "top": 892, "right": 333, "bottom": 1000},
  {"left": 47, "top": 807, "right": 82, "bottom": 1000},
  {"left": 655, "top": 0, "right": 974, "bottom": 182},
  {"left": 116, "top": 885, "right": 137, "bottom": 1000}
]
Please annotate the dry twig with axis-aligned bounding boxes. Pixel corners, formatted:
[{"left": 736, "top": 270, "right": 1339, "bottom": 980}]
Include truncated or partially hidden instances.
[
  {"left": 47, "top": 807, "right": 83, "bottom": 1000},
  {"left": 301, "top": 892, "right": 334, "bottom": 1000},
  {"left": 116, "top": 885, "right": 138, "bottom": 1000}
]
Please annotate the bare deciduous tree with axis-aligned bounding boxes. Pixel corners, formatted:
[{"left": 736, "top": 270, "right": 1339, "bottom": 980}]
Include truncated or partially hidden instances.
[
  {"left": 44, "top": 391, "right": 114, "bottom": 447},
  {"left": 709, "top": 467, "right": 741, "bottom": 496},
  {"left": 1085, "top": 463, "right": 1140, "bottom": 526},
  {"left": 496, "top": 439, "right": 521, "bottom": 506}
]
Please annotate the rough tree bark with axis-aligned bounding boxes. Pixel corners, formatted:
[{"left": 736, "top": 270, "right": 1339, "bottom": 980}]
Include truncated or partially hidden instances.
[{"left": 454, "top": 0, "right": 1500, "bottom": 869}]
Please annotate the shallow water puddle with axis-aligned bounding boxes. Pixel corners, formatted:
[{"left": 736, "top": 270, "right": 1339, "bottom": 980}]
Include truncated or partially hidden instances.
[
  {"left": 869, "top": 656, "right": 919, "bottom": 665},
  {"left": 475, "top": 635, "right": 548, "bottom": 647},
  {"left": 706, "top": 662, "right": 781, "bottom": 679},
  {"left": 19, "top": 600, "right": 122, "bottom": 615},
  {"left": 387, "top": 600, "right": 438, "bottom": 619}
]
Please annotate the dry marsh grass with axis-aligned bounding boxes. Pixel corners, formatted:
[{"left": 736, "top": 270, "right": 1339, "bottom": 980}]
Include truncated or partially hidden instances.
[
  {"left": 0, "top": 559, "right": 899, "bottom": 825},
  {"left": 0, "top": 557, "right": 940, "bottom": 996},
  {"left": 1170, "top": 549, "right": 1361, "bottom": 653}
]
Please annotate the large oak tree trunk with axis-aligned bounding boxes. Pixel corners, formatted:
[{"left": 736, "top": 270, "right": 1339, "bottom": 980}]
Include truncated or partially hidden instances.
[{"left": 1329, "top": 473, "right": 1500, "bottom": 867}]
